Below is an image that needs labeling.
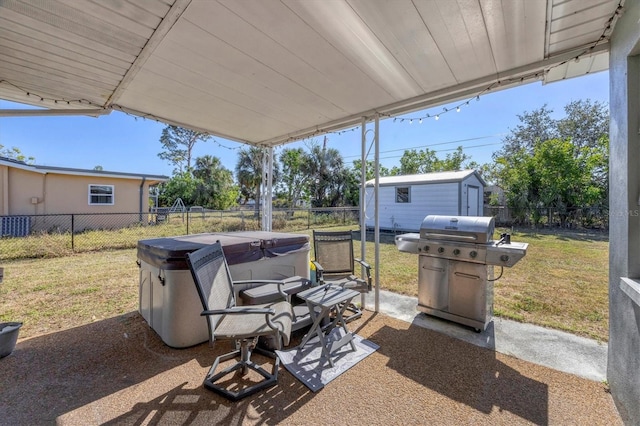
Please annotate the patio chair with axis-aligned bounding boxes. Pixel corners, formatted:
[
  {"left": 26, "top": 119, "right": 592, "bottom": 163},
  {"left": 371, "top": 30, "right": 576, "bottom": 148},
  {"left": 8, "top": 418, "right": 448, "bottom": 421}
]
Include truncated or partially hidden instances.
[
  {"left": 186, "top": 242, "right": 293, "bottom": 401},
  {"left": 312, "top": 230, "right": 372, "bottom": 322}
]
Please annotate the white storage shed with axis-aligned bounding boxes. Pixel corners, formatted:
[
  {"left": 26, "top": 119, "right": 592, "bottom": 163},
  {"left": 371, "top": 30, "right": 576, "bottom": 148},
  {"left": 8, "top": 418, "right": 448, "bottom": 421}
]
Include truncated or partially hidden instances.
[{"left": 363, "top": 170, "right": 486, "bottom": 232}]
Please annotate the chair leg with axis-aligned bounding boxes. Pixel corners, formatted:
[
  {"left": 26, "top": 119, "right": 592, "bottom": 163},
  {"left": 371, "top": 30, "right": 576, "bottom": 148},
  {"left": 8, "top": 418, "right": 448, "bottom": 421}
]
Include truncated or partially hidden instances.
[{"left": 203, "top": 338, "right": 280, "bottom": 401}]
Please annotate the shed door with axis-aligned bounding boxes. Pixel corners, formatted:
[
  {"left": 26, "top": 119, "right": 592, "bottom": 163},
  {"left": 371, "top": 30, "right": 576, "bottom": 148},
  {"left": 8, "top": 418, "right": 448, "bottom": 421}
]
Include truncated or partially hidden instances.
[{"left": 467, "top": 186, "right": 480, "bottom": 216}]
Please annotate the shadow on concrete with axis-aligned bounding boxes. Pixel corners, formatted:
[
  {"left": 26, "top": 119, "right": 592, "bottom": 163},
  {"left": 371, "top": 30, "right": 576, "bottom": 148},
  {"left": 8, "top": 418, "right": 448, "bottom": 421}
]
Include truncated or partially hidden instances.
[{"left": 366, "top": 319, "right": 549, "bottom": 425}]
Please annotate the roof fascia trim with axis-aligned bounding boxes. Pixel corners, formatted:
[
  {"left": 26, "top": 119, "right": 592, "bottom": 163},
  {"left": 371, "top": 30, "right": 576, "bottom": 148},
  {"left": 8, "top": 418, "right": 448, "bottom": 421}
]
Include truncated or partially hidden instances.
[
  {"left": 0, "top": 108, "right": 110, "bottom": 117},
  {"left": 0, "top": 159, "right": 44, "bottom": 174},
  {"left": 35, "top": 167, "right": 169, "bottom": 181}
]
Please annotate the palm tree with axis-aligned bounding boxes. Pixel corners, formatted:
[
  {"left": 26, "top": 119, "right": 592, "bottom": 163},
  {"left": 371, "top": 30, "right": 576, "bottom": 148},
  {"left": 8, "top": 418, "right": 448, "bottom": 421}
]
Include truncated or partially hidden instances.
[
  {"left": 307, "top": 137, "right": 347, "bottom": 207},
  {"left": 236, "top": 147, "right": 278, "bottom": 216}
]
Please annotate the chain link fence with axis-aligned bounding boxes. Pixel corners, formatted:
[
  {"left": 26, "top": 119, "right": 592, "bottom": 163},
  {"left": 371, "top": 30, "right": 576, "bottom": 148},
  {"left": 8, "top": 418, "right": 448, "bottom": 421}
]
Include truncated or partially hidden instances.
[
  {"left": 0, "top": 207, "right": 360, "bottom": 261},
  {"left": 484, "top": 205, "right": 609, "bottom": 230},
  {"left": 1, "top": 205, "right": 609, "bottom": 261}
]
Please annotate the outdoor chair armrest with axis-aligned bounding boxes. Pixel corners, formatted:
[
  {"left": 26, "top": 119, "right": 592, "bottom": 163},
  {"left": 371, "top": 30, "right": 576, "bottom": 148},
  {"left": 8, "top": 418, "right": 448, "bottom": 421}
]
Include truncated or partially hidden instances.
[
  {"left": 311, "top": 260, "right": 325, "bottom": 284},
  {"left": 201, "top": 307, "right": 275, "bottom": 316},
  {"left": 201, "top": 306, "right": 288, "bottom": 334},
  {"left": 354, "top": 258, "right": 372, "bottom": 291},
  {"left": 354, "top": 258, "right": 371, "bottom": 273}
]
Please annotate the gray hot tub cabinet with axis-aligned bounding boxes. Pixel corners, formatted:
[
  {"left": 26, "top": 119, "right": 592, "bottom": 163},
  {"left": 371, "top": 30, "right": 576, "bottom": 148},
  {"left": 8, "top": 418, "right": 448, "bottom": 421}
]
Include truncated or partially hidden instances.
[{"left": 137, "top": 231, "right": 310, "bottom": 348}]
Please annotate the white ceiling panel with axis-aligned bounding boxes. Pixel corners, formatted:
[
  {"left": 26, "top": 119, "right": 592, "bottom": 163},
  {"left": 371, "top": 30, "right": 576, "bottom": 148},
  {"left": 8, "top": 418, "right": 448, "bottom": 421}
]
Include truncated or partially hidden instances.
[
  {"left": 481, "top": 0, "right": 546, "bottom": 72},
  {"left": 346, "top": 0, "right": 458, "bottom": 93},
  {"left": 0, "top": 0, "right": 624, "bottom": 146}
]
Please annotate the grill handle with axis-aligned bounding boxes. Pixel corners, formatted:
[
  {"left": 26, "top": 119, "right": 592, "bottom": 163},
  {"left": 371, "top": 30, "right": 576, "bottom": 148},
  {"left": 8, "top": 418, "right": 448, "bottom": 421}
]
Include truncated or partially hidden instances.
[
  {"left": 422, "top": 265, "right": 445, "bottom": 272},
  {"left": 454, "top": 272, "right": 481, "bottom": 280}
]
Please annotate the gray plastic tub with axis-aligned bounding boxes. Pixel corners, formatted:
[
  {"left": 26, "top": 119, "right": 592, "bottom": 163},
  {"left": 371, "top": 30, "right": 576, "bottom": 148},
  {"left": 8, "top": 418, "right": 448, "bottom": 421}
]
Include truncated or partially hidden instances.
[{"left": 0, "top": 322, "right": 22, "bottom": 358}]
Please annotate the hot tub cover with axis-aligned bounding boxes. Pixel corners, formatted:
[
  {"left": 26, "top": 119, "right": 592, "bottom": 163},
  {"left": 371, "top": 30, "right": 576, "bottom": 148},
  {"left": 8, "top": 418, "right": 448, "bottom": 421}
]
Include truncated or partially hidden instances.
[{"left": 137, "top": 232, "right": 309, "bottom": 270}]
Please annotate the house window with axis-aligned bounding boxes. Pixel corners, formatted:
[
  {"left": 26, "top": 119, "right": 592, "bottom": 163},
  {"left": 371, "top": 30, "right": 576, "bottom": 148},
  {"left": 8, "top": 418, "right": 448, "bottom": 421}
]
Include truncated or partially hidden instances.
[
  {"left": 88, "top": 184, "right": 114, "bottom": 205},
  {"left": 396, "top": 186, "right": 410, "bottom": 203}
]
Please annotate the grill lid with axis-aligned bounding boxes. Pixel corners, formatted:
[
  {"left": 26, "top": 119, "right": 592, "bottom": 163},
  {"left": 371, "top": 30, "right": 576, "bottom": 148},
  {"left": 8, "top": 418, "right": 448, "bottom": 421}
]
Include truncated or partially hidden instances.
[{"left": 420, "top": 215, "right": 495, "bottom": 244}]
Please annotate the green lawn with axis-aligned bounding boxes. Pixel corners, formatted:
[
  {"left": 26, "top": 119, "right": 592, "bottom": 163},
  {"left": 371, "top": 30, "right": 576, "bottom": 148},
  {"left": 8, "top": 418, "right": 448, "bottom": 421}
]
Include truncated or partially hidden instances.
[{"left": 0, "top": 227, "right": 609, "bottom": 342}]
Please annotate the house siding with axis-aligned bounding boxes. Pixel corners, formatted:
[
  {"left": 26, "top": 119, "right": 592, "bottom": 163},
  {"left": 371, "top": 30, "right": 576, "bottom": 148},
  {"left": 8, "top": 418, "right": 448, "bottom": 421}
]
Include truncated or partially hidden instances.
[{"left": 0, "top": 160, "right": 165, "bottom": 233}]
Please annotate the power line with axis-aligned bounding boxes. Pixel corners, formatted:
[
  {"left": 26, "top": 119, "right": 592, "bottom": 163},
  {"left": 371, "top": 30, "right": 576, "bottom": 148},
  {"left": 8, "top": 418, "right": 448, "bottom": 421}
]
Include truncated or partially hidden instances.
[
  {"left": 342, "top": 133, "right": 506, "bottom": 159},
  {"left": 372, "top": 142, "right": 504, "bottom": 162}
]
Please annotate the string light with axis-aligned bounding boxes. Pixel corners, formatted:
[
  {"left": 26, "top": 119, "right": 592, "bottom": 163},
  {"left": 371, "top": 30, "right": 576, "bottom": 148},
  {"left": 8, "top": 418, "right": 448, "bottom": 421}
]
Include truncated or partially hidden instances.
[
  {"left": 213, "top": 140, "right": 240, "bottom": 151},
  {"left": 0, "top": 79, "right": 102, "bottom": 108}
]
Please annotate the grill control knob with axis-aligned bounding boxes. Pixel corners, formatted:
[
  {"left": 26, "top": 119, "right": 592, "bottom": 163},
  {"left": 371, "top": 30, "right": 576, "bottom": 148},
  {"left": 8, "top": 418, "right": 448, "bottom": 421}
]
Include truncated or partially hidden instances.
[
  {"left": 438, "top": 247, "right": 445, "bottom": 253},
  {"left": 453, "top": 249, "right": 460, "bottom": 255},
  {"left": 500, "top": 254, "right": 510, "bottom": 262},
  {"left": 470, "top": 251, "right": 477, "bottom": 258},
  {"left": 423, "top": 245, "right": 430, "bottom": 252}
]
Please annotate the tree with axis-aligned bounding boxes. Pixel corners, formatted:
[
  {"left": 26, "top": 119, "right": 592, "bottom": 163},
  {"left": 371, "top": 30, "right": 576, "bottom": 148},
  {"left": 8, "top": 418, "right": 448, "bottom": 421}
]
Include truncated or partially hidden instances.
[
  {"left": 495, "top": 100, "right": 608, "bottom": 158},
  {"left": 497, "top": 105, "right": 556, "bottom": 158},
  {"left": 236, "top": 147, "right": 279, "bottom": 214},
  {"left": 493, "top": 100, "right": 609, "bottom": 226},
  {"left": 351, "top": 159, "right": 390, "bottom": 182},
  {"left": 158, "top": 125, "right": 211, "bottom": 174},
  {"left": 0, "top": 145, "right": 34, "bottom": 164},
  {"left": 556, "top": 100, "right": 609, "bottom": 151},
  {"left": 192, "top": 155, "right": 238, "bottom": 210},
  {"left": 391, "top": 146, "right": 472, "bottom": 175},
  {"left": 306, "top": 137, "right": 349, "bottom": 207},
  {"left": 157, "top": 171, "right": 198, "bottom": 207},
  {"left": 277, "top": 147, "right": 312, "bottom": 208},
  {"left": 342, "top": 160, "right": 391, "bottom": 206}
]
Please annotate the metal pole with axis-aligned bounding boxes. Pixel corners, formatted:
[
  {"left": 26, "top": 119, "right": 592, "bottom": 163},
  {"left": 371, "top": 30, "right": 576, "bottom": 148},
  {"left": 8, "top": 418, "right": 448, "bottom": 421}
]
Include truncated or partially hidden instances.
[
  {"left": 374, "top": 114, "right": 380, "bottom": 313},
  {"left": 71, "top": 214, "right": 74, "bottom": 251},
  {"left": 260, "top": 147, "right": 274, "bottom": 231},
  {"left": 360, "top": 117, "right": 367, "bottom": 311}
]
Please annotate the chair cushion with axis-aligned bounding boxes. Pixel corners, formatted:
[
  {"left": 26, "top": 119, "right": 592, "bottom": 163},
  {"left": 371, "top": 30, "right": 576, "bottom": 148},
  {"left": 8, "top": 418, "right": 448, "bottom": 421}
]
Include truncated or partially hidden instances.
[
  {"left": 325, "top": 275, "right": 369, "bottom": 292},
  {"left": 239, "top": 277, "right": 311, "bottom": 305},
  {"left": 214, "top": 301, "right": 293, "bottom": 346}
]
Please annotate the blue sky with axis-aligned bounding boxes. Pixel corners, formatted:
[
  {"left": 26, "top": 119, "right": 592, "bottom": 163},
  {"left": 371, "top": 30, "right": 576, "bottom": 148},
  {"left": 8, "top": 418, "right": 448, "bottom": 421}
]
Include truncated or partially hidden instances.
[{"left": 0, "top": 71, "right": 609, "bottom": 178}]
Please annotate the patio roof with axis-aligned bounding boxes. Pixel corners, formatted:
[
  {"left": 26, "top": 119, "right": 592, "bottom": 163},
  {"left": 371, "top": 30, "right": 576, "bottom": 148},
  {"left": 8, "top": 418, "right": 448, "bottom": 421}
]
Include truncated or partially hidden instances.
[{"left": 0, "top": 0, "right": 623, "bottom": 147}]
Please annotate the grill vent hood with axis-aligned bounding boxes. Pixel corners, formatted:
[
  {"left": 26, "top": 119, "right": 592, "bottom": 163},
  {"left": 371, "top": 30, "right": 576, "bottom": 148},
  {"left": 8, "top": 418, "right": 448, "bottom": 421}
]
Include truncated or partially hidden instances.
[{"left": 420, "top": 215, "right": 495, "bottom": 244}]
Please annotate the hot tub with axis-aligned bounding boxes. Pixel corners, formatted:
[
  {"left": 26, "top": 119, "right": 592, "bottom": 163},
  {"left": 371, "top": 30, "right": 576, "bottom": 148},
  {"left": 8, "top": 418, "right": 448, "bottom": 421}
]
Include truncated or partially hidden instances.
[{"left": 137, "top": 231, "right": 310, "bottom": 348}]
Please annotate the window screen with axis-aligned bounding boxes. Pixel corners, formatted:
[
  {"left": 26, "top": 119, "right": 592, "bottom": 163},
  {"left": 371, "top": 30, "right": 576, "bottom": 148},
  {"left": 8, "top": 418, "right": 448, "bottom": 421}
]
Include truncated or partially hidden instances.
[
  {"left": 396, "top": 187, "right": 410, "bottom": 203},
  {"left": 88, "top": 184, "right": 114, "bottom": 205}
]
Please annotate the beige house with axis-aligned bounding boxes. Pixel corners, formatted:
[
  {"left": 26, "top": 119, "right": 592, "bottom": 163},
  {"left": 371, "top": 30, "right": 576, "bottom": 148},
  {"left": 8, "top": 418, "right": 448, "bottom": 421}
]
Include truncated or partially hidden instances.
[{"left": 0, "top": 157, "right": 168, "bottom": 234}]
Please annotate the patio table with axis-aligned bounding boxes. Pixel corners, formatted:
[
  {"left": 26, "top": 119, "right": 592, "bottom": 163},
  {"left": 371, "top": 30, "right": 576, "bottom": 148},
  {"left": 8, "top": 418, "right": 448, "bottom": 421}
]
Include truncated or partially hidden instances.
[{"left": 297, "top": 284, "right": 359, "bottom": 367}]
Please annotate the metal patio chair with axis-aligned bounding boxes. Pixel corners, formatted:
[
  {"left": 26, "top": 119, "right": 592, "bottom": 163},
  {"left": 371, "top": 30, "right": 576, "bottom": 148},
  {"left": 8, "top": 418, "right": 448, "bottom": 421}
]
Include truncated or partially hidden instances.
[
  {"left": 311, "top": 230, "right": 372, "bottom": 322},
  {"left": 186, "top": 242, "right": 293, "bottom": 401}
]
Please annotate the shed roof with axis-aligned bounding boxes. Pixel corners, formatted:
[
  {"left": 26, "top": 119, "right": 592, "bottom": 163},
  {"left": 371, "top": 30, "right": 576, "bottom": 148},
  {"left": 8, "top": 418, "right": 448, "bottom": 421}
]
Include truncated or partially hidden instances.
[
  {"left": 0, "top": 0, "right": 623, "bottom": 147},
  {"left": 365, "top": 169, "right": 485, "bottom": 187}
]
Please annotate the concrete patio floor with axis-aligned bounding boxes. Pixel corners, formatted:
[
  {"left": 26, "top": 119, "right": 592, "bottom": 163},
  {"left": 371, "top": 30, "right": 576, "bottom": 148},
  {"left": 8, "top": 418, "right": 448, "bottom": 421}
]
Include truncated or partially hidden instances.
[
  {"left": 366, "top": 289, "right": 608, "bottom": 382},
  {"left": 0, "top": 298, "right": 620, "bottom": 425}
]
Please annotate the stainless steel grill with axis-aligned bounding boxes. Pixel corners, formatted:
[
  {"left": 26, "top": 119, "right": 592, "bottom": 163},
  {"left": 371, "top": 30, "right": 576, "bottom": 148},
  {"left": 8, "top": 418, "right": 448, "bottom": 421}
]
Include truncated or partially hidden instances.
[{"left": 395, "top": 215, "right": 528, "bottom": 331}]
